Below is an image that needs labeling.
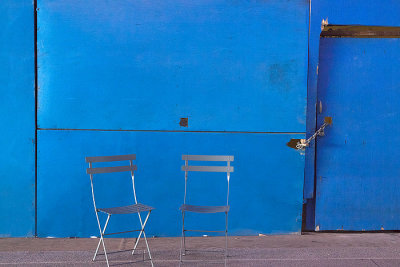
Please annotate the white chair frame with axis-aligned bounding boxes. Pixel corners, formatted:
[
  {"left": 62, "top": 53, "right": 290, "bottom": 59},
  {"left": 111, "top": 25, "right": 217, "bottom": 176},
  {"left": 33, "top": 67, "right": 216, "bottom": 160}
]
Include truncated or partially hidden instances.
[
  {"left": 179, "top": 154, "right": 234, "bottom": 265},
  {"left": 86, "top": 154, "right": 154, "bottom": 267}
]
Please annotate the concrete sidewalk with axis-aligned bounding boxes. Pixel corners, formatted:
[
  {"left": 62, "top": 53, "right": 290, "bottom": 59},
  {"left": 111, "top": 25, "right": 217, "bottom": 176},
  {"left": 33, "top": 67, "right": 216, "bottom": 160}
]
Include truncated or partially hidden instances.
[{"left": 1, "top": 233, "right": 400, "bottom": 266}]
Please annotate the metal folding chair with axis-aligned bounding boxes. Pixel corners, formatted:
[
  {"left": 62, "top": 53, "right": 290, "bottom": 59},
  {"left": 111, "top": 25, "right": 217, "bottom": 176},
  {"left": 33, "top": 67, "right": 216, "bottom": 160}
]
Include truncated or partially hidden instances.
[
  {"left": 179, "top": 155, "right": 234, "bottom": 265},
  {"left": 85, "top": 154, "right": 154, "bottom": 267}
]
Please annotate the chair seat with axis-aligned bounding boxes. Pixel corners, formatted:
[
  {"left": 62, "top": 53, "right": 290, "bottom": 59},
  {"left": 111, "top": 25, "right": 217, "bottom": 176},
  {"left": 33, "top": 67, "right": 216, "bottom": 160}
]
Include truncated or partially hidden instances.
[
  {"left": 98, "top": 203, "right": 154, "bottom": 214},
  {"left": 180, "top": 204, "right": 229, "bottom": 213}
]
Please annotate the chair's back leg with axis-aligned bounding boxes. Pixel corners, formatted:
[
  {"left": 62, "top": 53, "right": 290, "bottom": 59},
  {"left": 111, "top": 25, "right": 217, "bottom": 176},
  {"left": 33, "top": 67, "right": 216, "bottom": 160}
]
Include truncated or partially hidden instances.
[
  {"left": 132, "top": 210, "right": 148, "bottom": 253},
  {"left": 180, "top": 159, "right": 189, "bottom": 261},
  {"left": 180, "top": 210, "right": 186, "bottom": 262},
  {"left": 225, "top": 211, "right": 229, "bottom": 265},
  {"left": 129, "top": 160, "right": 138, "bottom": 205},
  {"left": 183, "top": 212, "right": 186, "bottom": 253},
  {"left": 225, "top": 160, "right": 230, "bottom": 265},
  {"left": 131, "top": 211, "right": 153, "bottom": 266},
  {"left": 141, "top": 226, "right": 153, "bottom": 266}
]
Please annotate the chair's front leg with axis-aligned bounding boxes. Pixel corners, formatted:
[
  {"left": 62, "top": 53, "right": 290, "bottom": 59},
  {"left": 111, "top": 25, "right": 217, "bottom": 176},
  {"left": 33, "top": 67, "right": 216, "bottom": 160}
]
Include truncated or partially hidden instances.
[
  {"left": 93, "top": 238, "right": 102, "bottom": 261},
  {"left": 132, "top": 211, "right": 151, "bottom": 254},
  {"left": 93, "top": 213, "right": 111, "bottom": 267}
]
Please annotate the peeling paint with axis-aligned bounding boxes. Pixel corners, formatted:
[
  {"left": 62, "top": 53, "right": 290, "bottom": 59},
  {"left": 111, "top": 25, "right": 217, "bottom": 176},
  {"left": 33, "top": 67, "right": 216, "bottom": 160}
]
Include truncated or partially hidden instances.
[{"left": 321, "top": 18, "right": 329, "bottom": 31}]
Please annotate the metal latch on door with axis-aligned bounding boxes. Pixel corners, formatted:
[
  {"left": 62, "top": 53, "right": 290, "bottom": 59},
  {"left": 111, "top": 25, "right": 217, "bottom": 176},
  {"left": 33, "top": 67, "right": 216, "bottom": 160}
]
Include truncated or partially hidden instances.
[{"left": 287, "top": 117, "right": 332, "bottom": 150}]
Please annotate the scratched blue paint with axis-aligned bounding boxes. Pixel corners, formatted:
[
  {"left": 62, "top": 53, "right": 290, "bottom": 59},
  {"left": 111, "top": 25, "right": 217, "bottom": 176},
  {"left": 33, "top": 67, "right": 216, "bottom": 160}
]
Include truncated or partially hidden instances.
[
  {"left": 37, "top": 130, "right": 304, "bottom": 237},
  {"left": 315, "top": 37, "right": 400, "bottom": 230},
  {"left": 304, "top": 0, "right": 400, "bottom": 230},
  {"left": 0, "top": 1, "right": 35, "bottom": 237},
  {"left": 37, "top": 0, "right": 308, "bottom": 132}
]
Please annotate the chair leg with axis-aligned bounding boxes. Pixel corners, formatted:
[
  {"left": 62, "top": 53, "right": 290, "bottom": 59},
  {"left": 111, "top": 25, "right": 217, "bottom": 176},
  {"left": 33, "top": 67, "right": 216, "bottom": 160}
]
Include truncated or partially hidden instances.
[
  {"left": 225, "top": 212, "right": 229, "bottom": 266},
  {"left": 179, "top": 211, "right": 186, "bottom": 263},
  {"left": 93, "top": 214, "right": 111, "bottom": 267},
  {"left": 132, "top": 211, "right": 150, "bottom": 253},
  {"left": 93, "top": 238, "right": 102, "bottom": 261},
  {"left": 132, "top": 211, "right": 153, "bottom": 266},
  {"left": 142, "top": 230, "right": 153, "bottom": 266}
]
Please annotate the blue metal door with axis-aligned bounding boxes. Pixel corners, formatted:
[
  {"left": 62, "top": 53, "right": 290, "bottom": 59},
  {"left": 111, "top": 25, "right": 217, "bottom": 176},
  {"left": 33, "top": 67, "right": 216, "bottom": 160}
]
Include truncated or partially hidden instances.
[{"left": 315, "top": 35, "right": 400, "bottom": 230}]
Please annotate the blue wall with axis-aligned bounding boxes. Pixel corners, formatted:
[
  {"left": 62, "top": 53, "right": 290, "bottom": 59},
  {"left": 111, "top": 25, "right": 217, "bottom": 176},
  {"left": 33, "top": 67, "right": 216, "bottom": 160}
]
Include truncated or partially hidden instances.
[
  {"left": 35, "top": 0, "right": 308, "bottom": 237},
  {"left": 4, "top": 0, "right": 400, "bottom": 237},
  {"left": 0, "top": 1, "right": 35, "bottom": 237}
]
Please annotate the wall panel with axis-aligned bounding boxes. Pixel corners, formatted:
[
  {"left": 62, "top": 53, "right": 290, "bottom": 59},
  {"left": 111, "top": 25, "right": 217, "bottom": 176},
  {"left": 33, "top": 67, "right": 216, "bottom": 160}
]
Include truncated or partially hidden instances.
[
  {"left": 0, "top": 0, "right": 35, "bottom": 237},
  {"left": 37, "top": 0, "right": 308, "bottom": 132},
  {"left": 37, "top": 130, "right": 304, "bottom": 237}
]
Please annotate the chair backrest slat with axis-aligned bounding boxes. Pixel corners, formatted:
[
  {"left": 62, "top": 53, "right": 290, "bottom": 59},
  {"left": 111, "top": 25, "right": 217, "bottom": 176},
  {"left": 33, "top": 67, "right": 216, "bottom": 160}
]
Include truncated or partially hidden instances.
[
  {"left": 182, "top": 155, "right": 234, "bottom": 162},
  {"left": 86, "top": 165, "right": 137, "bottom": 175},
  {"left": 181, "top": 165, "right": 234, "bottom": 173},
  {"left": 85, "top": 154, "right": 136, "bottom": 163}
]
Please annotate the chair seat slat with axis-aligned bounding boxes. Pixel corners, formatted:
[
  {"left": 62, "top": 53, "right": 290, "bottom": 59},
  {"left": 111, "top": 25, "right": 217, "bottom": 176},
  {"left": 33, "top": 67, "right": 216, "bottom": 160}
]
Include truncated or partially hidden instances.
[
  {"left": 180, "top": 204, "right": 229, "bottom": 213},
  {"left": 98, "top": 203, "right": 154, "bottom": 214}
]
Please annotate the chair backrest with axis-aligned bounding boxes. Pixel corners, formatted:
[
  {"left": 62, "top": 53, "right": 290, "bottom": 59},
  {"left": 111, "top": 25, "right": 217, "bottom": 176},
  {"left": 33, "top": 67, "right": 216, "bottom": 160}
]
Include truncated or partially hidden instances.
[
  {"left": 85, "top": 154, "right": 138, "bottom": 209},
  {"left": 181, "top": 155, "right": 234, "bottom": 206},
  {"left": 86, "top": 154, "right": 137, "bottom": 174}
]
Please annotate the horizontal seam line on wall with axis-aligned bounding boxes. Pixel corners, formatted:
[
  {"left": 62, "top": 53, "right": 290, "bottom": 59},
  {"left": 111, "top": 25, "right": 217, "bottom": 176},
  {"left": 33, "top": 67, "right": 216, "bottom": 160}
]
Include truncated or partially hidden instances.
[{"left": 37, "top": 128, "right": 305, "bottom": 134}]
